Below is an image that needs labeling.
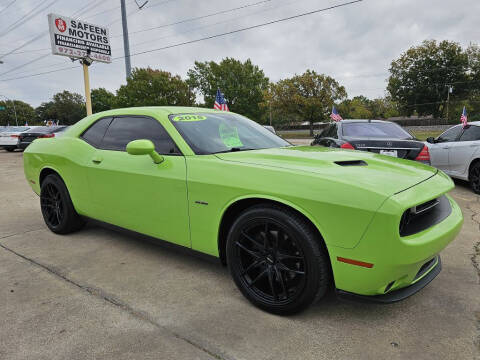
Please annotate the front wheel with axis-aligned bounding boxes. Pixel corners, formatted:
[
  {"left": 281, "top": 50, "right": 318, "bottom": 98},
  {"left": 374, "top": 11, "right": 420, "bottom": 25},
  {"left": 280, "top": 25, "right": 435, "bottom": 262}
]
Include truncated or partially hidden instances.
[
  {"left": 470, "top": 162, "right": 480, "bottom": 194},
  {"left": 226, "top": 204, "right": 330, "bottom": 315},
  {"left": 40, "top": 174, "right": 86, "bottom": 234},
  {"left": 5, "top": 147, "right": 15, "bottom": 152}
]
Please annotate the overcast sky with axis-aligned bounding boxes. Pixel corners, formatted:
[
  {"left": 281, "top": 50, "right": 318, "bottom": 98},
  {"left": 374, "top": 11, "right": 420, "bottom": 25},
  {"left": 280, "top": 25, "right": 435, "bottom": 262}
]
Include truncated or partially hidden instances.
[{"left": 0, "top": 0, "right": 478, "bottom": 107}]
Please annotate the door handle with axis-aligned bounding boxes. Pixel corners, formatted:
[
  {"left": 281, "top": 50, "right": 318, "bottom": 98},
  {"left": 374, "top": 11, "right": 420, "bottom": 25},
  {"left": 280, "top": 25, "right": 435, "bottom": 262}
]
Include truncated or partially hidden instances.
[
  {"left": 441, "top": 147, "right": 449, "bottom": 149},
  {"left": 92, "top": 156, "right": 103, "bottom": 164}
]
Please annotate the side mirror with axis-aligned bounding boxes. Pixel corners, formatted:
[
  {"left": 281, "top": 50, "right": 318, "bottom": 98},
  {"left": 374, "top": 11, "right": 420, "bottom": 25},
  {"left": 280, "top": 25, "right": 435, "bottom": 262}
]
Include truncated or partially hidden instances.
[
  {"left": 126, "top": 139, "right": 164, "bottom": 164},
  {"left": 426, "top": 137, "right": 435, "bottom": 144}
]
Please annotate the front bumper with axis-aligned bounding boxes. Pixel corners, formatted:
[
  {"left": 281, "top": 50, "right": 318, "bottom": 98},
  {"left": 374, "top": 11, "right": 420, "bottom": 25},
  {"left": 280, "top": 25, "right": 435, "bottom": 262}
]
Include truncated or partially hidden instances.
[
  {"left": 336, "top": 256, "right": 441, "bottom": 303},
  {"left": 328, "top": 172, "right": 463, "bottom": 297}
]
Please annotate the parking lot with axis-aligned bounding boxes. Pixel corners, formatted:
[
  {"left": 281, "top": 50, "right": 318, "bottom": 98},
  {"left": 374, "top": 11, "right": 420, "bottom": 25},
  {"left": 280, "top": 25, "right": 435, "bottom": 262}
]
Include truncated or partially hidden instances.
[{"left": 0, "top": 149, "right": 479, "bottom": 360}]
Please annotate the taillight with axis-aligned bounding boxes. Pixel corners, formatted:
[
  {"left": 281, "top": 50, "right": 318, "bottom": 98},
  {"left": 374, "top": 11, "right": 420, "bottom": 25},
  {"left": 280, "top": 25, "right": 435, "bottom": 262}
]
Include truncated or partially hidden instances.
[
  {"left": 39, "top": 133, "right": 55, "bottom": 138},
  {"left": 415, "top": 145, "right": 430, "bottom": 162},
  {"left": 340, "top": 142, "right": 355, "bottom": 149},
  {"left": 10, "top": 134, "right": 19, "bottom": 138}
]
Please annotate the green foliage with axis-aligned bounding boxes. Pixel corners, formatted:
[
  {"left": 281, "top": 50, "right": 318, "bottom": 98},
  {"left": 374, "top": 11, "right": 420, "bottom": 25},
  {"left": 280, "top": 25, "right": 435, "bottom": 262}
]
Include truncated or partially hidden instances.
[
  {"left": 264, "top": 70, "right": 347, "bottom": 135},
  {"left": 91, "top": 88, "right": 116, "bottom": 113},
  {"left": 35, "top": 90, "right": 86, "bottom": 125},
  {"left": 187, "top": 58, "right": 269, "bottom": 121},
  {"left": 338, "top": 96, "right": 400, "bottom": 119},
  {"left": 387, "top": 40, "right": 470, "bottom": 118},
  {"left": 0, "top": 100, "right": 36, "bottom": 126},
  {"left": 116, "top": 68, "right": 194, "bottom": 108}
]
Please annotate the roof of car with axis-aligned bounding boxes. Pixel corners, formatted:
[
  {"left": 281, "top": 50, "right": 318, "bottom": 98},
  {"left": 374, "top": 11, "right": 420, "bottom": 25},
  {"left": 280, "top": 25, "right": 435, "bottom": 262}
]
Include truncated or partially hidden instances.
[
  {"left": 94, "top": 106, "right": 221, "bottom": 118},
  {"left": 338, "top": 119, "right": 391, "bottom": 123}
]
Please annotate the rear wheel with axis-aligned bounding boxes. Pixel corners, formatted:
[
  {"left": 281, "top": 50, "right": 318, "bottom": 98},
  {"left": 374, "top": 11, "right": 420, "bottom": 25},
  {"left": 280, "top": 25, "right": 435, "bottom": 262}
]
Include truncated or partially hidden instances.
[
  {"left": 40, "top": 174, "right": 85, "bottom": 234},
  {"left": 470, "top": 161, "right": 480, "bottom": 194},
  {"left": 226, "top": 204, "right": 330, "bottom": 315}
]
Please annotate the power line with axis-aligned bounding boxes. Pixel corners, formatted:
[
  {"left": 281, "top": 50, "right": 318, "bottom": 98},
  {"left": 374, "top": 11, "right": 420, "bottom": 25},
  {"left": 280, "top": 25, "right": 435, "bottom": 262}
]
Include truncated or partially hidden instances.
[
  {"left": 130, "top": 0, "right": 297, "bottom": 49},
  {"left": 0, "top": 0, "right": 60, "bottom": 38},
  {"left": 0, "top": 0, "right": 16, "bottom": 16},
  {"left": 111, "top": 0, "right": 275, "bottom": 38},
  {"left": 117, "top": 1, "right": 364, "bottom": 58}
]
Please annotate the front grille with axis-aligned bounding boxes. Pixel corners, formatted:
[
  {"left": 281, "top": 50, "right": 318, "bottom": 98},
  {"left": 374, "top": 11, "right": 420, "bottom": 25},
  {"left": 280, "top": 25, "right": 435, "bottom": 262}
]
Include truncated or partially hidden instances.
[{"left": 399, "top": 195, "right": 451, "bottom": 237}]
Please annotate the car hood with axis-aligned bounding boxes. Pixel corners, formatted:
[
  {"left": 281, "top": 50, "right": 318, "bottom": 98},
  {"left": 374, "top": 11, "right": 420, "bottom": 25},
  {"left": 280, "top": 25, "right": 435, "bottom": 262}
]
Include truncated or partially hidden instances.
[{"left": 215, "top": 146, "right": 437, "bottom": 196}]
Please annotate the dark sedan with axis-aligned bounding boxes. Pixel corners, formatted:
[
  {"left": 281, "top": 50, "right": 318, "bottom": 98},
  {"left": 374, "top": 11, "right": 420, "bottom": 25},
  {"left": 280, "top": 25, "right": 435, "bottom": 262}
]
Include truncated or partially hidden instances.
[
  {"left": 311, "top": 120, "right": 430, "bottom": 164},
  {"left": 17, "top": 126, "right": 67, "bottom": 150}
]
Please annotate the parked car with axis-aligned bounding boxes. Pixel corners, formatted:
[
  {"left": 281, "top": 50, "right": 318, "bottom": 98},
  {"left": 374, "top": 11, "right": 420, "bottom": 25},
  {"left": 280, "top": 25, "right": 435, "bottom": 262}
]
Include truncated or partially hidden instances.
[
  {"left": 23, "top": 107, "right": 462, "bottom": 314},
  {"left": 311, "top": 120, "right": 430, "bottom": 164},
  {"left": 426, "top": 122, "right": 480, "bottom": 194},
  {"left": 17, "top": 126, "right": 67, "bottom": 150},
  {"left": 0, "top": 126, "right": 38, "bottom": 152}
]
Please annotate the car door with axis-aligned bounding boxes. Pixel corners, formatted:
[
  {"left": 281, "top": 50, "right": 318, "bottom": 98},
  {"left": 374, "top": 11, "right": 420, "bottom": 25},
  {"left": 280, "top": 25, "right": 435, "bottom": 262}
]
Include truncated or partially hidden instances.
[
  {"left": 448, "top": 125, "right": 480, "bottom": 178},
  {"left": 83, "top": 115, "right": 190, "bottom": 247},
  {"left": 428, "top": 125, "right": 462, "bottom": 173}
]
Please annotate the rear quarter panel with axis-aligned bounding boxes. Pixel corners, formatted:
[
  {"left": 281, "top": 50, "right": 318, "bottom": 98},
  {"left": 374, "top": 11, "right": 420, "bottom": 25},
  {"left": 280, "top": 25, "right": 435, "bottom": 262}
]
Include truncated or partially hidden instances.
[{"left": 24, "top": 136, "right": 96, "bottom": 215}]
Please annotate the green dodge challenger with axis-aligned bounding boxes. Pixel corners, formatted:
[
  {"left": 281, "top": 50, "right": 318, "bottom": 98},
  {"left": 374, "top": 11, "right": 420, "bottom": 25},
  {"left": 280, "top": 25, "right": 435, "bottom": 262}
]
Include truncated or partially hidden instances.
[{"left": 23, "top": 107, "right": 463, "bottom": 314}]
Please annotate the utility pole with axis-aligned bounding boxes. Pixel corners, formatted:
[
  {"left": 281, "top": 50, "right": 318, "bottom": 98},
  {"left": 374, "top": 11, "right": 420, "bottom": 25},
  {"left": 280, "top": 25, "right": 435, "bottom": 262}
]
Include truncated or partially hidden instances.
[
  {"left": 120, "top": 0, "right": 132, "bottom": 79},
  {"left": 445, "top": 85, "right": 453, "bottom": 122}
]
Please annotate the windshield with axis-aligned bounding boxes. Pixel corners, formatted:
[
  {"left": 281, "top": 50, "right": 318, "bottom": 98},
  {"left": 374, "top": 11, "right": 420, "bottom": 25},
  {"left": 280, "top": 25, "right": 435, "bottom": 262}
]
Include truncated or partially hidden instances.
[
  {"left": 169, "top": 112, "right": 290, "bottom": 154},
  {"left": 342, "top": 122, "right": 412, "bottom": 139}
]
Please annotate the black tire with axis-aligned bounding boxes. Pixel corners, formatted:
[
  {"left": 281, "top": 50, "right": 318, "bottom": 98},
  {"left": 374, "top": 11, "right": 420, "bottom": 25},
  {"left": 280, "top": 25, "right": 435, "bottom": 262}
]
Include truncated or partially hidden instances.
[
  {"left": 226, "top": 204, "right": 330, "bottom": 315},
  {"left": 469, "top": 161, "right": 480, "bottom": 194},
  {"left": 5, "top": 147, "right": 15, "bottom": 152},
  {"left": 40, "top": 174, "right": 86, "bottom": 234}
]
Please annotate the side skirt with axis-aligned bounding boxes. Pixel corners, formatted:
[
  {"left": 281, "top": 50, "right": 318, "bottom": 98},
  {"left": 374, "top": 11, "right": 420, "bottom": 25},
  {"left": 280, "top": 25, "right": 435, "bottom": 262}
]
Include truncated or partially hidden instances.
[{"left": 82, "top": 216, "right": 222, "bottom": 265}]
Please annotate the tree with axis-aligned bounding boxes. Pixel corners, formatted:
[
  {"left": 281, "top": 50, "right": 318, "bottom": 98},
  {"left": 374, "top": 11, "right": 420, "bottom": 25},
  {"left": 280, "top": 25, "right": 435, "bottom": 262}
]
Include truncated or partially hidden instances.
[
  {"left": 338, "top": 96, "right": 373, "bottom": 119},
  {"left": 0, "top": 100, "right": 35, "bottom": 126},
  {"left": 387, "top": 40, "right": 470, "bottom": 118},
  {"left": 35, "top": 91, "right": 86, "bottom": 125},
  {"left": 187, "top": 58, "right": 269, "bottom": 120},
  {"left": 91, "top": 88, "right": 116, "bottom": 113},
  {"left": 116, "top": 67, "right": 194, "bottom": 107},
  {"left": 264, "top": 70, "right": 347, "bottom": 135}
]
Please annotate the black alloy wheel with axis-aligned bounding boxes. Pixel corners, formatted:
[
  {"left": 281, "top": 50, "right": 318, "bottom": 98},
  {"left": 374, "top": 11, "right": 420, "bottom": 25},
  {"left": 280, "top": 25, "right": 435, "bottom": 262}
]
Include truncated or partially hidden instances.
[
  {"left": 470, "top": 162, "right": 480, "bottom": 194},
  {"left": 227, "top": 204, "right": 330, "bottom": 315},
  {"left": 41, "top": 182, "right": 64, "bottom": 228},
  {"left": 40, "top": 174, "right": 85, "bottom": 234}
]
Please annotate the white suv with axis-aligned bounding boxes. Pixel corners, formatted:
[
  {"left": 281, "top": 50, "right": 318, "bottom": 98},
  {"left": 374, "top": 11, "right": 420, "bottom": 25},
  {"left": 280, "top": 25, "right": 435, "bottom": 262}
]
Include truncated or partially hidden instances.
[{"left": 426, "top": 121, "right": 480, "bottom": 193}]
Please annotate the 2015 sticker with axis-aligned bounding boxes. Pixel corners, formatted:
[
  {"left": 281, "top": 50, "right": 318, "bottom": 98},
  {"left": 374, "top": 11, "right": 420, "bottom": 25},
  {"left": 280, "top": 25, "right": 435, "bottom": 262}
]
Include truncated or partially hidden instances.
[{"left": 172, "top": 115, "right": 207, "bottom": 122}]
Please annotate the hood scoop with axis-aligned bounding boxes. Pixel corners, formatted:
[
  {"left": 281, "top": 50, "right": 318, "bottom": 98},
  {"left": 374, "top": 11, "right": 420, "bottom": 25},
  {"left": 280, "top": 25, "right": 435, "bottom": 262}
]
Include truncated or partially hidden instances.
[{"left": 334, "top": 160, "right": 367, "bottom": 167}]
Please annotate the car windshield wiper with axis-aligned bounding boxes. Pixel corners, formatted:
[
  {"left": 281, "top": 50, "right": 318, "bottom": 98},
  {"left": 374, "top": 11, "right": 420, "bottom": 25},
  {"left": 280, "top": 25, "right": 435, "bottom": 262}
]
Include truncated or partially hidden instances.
[{"left": 212, "top": 147, "right": 255, "bottom": 154}]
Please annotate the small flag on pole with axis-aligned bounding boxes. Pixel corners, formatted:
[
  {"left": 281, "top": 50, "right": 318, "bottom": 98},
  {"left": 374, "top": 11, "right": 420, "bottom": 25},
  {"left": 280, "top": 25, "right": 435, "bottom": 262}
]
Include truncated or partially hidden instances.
[
  {"left": 214, "top": 89, "right": 229, "bottom": 111},
  {"left": 330, "top": 105, "right": 342, "bottom": 122},
  {"left": 460, "top": 106, "right": 468, "bottom": 128}
]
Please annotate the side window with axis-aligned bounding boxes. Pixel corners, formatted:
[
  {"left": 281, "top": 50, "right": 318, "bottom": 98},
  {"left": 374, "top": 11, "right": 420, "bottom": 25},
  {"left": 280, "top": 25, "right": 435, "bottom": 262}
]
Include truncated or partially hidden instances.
[
  {"left": 437, "top": 126, "right": 462, "bottom": 142},
  {"left": 100, "top": 116, "right": 179, "bottom": 155},
  {"left": 81, "top": 117, "right": 112, "bottom": 147},
  {"left": 321, "top": 124, "right": 337, "bottom": 138},
  {"left": 459, "top": 126, "right": 480, "bottom": 141}
]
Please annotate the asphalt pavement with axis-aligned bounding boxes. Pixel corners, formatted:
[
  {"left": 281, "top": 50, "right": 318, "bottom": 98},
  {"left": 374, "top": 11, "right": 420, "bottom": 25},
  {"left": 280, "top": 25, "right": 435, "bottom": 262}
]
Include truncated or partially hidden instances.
[{"left": 0, "top": 149, "right": 479, "bottom": 360}]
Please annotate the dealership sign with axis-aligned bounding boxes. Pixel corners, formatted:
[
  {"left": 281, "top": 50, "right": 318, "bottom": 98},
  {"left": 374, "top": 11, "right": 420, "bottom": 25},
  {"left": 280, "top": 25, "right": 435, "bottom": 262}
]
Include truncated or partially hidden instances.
[{"left": 47, "top": 13, "right": 111, "bottom": 63}]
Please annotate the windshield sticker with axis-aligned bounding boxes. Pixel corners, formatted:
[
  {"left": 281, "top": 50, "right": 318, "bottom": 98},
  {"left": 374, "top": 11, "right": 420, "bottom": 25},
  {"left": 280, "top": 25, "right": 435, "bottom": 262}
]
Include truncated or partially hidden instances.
[
  {"left": 172, "top": 115, "right": 207, "bottom": 122},
  {"left": 219, "top": 123, "right": 243, "bottom": 148}
]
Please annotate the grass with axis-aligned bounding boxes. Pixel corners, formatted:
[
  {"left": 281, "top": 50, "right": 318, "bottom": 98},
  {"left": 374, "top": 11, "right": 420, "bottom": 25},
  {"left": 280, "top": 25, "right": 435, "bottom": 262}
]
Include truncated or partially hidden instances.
[
  {"left": 409, "top": 130, "right": 443, "bottom": 141},
  {"left": 277, "top": 129, "right": 444, "bottom": 141}
]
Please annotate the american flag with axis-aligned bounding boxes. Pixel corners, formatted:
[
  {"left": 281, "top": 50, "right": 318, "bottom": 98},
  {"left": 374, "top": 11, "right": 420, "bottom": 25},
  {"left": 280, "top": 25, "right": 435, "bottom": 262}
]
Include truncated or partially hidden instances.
[
  {"left": 330, "top": 105, "right": 342, "bottom": 122},
  {"left": 460, "top": 106, "right": 468, "bottom": 128},
  {"left": 214, "top": 89, "right": 229, "bottom": 111}
]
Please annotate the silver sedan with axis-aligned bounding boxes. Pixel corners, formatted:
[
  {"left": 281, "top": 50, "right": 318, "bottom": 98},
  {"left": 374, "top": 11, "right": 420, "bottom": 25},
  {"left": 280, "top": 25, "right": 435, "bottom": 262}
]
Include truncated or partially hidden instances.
[{"left": 426, "top": 121, "right": 480, "bottom": 193}]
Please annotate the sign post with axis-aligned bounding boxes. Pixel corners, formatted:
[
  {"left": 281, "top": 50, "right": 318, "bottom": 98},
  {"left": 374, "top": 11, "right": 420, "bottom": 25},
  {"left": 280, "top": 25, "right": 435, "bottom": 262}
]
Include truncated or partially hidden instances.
[{"left": 47, "top": 14, "right": 111, "bottom": 115}]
